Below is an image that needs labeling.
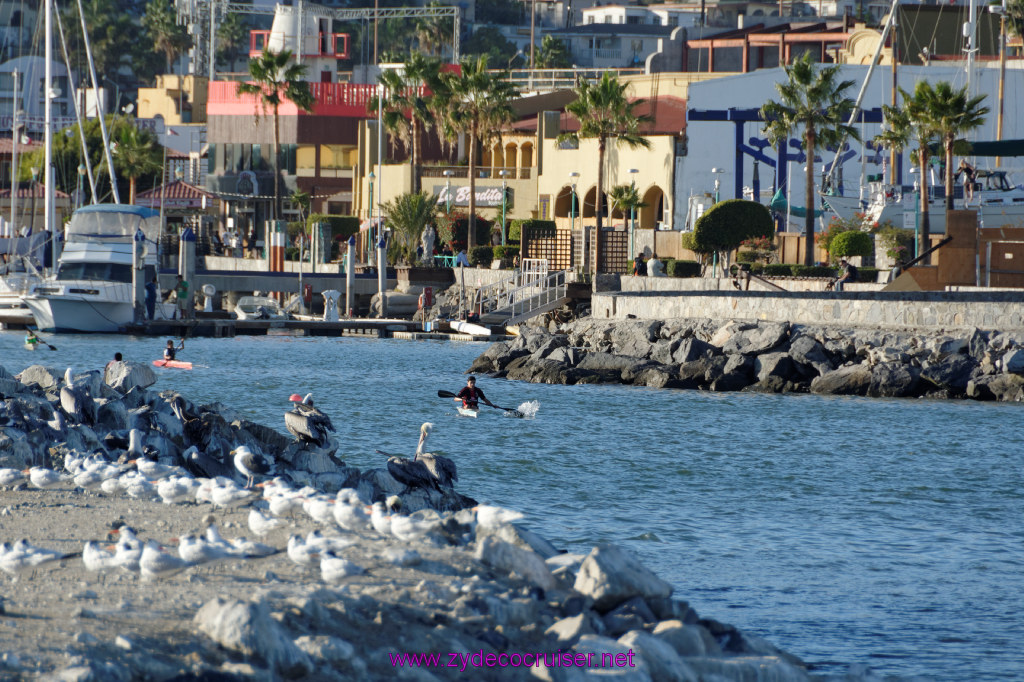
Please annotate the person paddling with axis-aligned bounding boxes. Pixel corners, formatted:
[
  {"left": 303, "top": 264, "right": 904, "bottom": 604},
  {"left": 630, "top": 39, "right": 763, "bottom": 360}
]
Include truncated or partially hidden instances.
[
  {"left": 455, "top": 376, "right": 495, "bottom": 412},
  {"left": 164, "top": 339, "right": 184, "bottom": 362},
  {"left": 24, "top": 330, "right": 41, "bottom": 349}
]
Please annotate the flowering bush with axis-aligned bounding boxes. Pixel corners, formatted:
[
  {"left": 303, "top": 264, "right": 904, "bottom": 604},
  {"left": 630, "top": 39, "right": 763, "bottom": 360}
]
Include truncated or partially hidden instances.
[
  {"left": 817, "top": 213, "right": 867, "bottom": 259},
  {"left": 873, "top": 224, "right": 914, "bottom": 263},
  {"left": 737, "top": 235, "right": 778, "bottom": 264}
]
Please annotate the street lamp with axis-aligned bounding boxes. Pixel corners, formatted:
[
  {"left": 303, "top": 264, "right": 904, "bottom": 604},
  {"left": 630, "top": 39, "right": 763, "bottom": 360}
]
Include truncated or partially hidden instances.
[
  {"left": 443, "top": 169, "right": 454, "bottom": 214},
  {"left": 368, "top": 171, "right": 375, "bottom": 266},
  {"left": 711, "top": 167, "right": 725, "bottom": 203},
  {"left": 499, "top": 169, "right": 511, "bottom": 247},
  {"left": 627, "top": 168, "right": 638, "bottom": 260}
]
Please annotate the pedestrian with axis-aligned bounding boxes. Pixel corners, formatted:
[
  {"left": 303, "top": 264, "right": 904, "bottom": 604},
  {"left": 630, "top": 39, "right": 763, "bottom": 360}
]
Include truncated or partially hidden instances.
[
  {"left": 956, "top": 159, "right": 977, "bottom": 203},
  {"left": 145, "top": 277, "right": 158, "bottom": 321},
  {"left": 632, "top": 253, "right": 647, "bottom": 276},
  {"left": 648, "top": 253, "right": 665, "bottom": 277},
  {"left": 833, "top": 258, "right": 858, "bottom": 292},
  {"left": 173, "top": 275, "right": 190, "bottom": 319},
  {"left": 455, "top": 249, "right": 470, "bottom": 267}
]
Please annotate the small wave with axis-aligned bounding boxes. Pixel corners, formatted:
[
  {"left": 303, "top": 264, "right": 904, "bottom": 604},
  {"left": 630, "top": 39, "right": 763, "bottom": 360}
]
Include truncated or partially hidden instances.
[{"left": 514, "top": 400, "right": 541, "bottom": 419}]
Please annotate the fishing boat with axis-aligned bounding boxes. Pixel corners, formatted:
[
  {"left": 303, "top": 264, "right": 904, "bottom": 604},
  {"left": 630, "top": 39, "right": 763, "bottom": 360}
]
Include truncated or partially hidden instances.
[
  {"left": 22, "top": 205, "right": 173, "bottom": 332},
  {"left": 153, "top": 359, "right": 193, "bottom": 370}
]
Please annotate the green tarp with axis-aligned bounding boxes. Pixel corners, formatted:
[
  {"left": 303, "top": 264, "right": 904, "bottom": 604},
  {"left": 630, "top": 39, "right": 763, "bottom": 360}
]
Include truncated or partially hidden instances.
[{"left": 769, "top": 188, "right": 827, "bottom": 218}]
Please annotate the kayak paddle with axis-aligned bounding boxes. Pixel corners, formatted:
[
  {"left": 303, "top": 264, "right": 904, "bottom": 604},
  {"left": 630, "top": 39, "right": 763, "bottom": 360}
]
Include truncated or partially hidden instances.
[
  {"left": 28, "top": 328, "right": 57, "bottom": 351},
  {"left": 437, "top": 390, "right": 523, "bottom": 417}
]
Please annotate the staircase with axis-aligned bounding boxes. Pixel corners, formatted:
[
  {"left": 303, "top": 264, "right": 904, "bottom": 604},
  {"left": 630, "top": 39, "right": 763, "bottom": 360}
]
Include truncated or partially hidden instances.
[{"left": 471, "top": 259, "right": 572, "bottom": 326}]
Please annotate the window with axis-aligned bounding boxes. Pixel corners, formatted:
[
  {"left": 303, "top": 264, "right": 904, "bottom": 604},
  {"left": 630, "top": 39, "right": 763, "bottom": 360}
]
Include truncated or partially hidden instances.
[
  {"left": 223, "top": 143, "right": 233, "bottom": 172},
  {"left": 319, "top": 145, "right": 351, "bottom": 170},
  {"left": 627, "top": 15, "right": 642, "bottom": 24},
  {"left": 297, "top": 145, "right": 317, "bottom": 171},
  {"left": 282, "top": 144, "right": 296, "bottom": 174},
  {"left": 252, "top": 144, "right": 264, "bottom": 171}
]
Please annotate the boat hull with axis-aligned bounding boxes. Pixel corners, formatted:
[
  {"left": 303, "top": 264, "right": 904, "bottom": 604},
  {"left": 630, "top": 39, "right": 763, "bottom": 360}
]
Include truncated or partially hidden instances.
[
  {"left": 153, "top": 360, "right": 193, "bottom": 370},
  {"left": 23, "top": 288, "right": 132, "bottom": 333},
  {"left": 457, "top": 407, "right": 479, "bottom": 418}
]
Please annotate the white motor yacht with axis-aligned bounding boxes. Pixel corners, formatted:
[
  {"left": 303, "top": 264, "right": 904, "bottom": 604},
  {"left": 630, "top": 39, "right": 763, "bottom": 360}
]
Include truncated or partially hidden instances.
[{"left": 22, "top": 204, "right": 174, "bottom": 332}]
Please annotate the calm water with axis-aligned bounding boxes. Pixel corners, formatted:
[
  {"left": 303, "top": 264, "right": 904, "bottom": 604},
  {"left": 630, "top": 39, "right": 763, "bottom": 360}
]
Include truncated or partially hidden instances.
[{"left": 2, "top": 332, "right": 1023, "bottom": 680}]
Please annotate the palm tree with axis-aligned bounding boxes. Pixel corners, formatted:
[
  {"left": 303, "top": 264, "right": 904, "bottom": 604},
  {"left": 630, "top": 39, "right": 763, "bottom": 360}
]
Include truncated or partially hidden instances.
[
  {"left": 415, "top": 1, "right": 454, "bottom": 58},
  {"left": 536, "top": 35, "right": 571, "bottom": 68},
  {"left": 761, "top": 53, "right": 859, "bottom": 266},
  {"left": 237, "top": 49, "right": 315, "bottom": 221},
  {"left": 112, "top": 122, "right": 161, "bottom": 204},
  {"left": 915, "top": 81, "right": 989, "bottom": 211},
  {"left": 370, "top": 54, "right": 443, "bottom": 194},
  {"left": 142, "top": 0, "right": 192, "bottom": 72},
  {"left": 216, "top": 11, "right": 249, "bottom": 70},
  {"left": 382, "top": 191, "right": 440, "bottom": 263},
  {"left": 562, "top": 71, "right": 652, "bottom": 274},
  {"left": 441, "top": 55, "right": 519, "bottom": 249},
  {"left": 608, "top": 184, "right": 647, "bottom": 226}
]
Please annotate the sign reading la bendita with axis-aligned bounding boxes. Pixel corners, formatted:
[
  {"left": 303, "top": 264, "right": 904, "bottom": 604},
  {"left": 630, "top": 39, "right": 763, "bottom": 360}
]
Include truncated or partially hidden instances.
[{"left": 434, "top": 185, "right": 510, "bottom": 208}]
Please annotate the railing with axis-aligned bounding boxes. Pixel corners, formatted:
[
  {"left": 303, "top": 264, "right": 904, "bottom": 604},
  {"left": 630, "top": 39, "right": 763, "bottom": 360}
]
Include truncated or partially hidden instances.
[
  {"left": 474, "top": 263, "right": 569, "bottom": 323},
  {"left": 498, "top": 67, "right": 644, "bottom": 92},
  {"left": 421, "top": 165, "right": 531, "bottom": 179}
]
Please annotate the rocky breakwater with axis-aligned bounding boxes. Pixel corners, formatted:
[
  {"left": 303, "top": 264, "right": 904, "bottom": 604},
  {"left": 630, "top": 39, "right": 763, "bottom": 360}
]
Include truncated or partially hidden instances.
[
  {"left": 469, "top": 318, "right": 1024, "bottom": 402},
  {"left": 0, "top": 360, "right": 879, "bottom": 680}
]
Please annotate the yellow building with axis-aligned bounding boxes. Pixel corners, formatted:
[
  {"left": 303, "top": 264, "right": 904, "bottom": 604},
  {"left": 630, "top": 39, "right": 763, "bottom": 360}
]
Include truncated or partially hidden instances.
[{"left": 138, "top": 75, "right": 209, "bottom": 125}]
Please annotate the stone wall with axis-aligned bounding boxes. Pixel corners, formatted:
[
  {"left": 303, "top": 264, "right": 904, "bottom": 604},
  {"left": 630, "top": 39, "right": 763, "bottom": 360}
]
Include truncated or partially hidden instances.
[{"left": 592, "top": 289, "right": 1024, "bottom": 331}]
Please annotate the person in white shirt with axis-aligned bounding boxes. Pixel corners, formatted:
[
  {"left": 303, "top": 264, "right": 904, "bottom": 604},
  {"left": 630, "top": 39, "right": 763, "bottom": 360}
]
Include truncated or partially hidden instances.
[{"left": 648, "top": 253, "right": 666, "bottom": 277}]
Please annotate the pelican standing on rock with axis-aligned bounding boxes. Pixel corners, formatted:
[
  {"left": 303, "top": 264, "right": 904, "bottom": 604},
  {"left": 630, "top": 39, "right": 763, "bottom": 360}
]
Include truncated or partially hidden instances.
[
  {"left": 381, "top": 423, "right": 458, "bottom": 492},
  {"left": 414, "top": 423, "right": 458, "bottom": 488},
  {"left": 284, "top": 393, "right": 336, "bottom": 447}
]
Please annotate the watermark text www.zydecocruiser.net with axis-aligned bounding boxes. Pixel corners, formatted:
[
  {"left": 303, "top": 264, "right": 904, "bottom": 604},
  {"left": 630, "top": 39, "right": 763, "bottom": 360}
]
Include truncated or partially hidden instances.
[{"left": 390, "top": 649, "right": 637, "bottom": 672}]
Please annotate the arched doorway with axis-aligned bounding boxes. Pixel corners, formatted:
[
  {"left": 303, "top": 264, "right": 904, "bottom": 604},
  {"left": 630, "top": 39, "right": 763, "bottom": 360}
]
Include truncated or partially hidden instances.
[
  {"left": 640, "top": 186, "right": 666, "bottom": 229},
  {"left": 554, "top": 185, "right": 579, "bottom": 219}
]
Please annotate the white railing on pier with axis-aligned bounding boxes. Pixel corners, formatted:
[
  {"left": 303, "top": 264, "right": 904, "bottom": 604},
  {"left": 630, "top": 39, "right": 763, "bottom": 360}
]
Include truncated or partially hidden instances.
[{"left": 473, "top": 258, "right": 570, "bottom": 325}]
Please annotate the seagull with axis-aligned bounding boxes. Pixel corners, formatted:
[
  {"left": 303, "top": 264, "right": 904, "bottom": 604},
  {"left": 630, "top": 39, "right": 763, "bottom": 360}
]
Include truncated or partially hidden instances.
[
  {"left": 333, "top": 491, "right": 370, "bottom": 531},
  {"left": 284, "top": 393, "right": 336, "bottom": 447},
  {"left": 210, "top": 482, "right": 256, "bottom": 510},
  {"left": 227, "top": 536, "right": 278, "bottom": 558},
  {"left": 0, "top": 468, "right": 25, "bottom": 486},
  {"left": 390, "top": 513, "right": 440, "bottom": 543},
  {"left": 176, "top": 534, "right": 232, "bottom": 565},
  {"left": 232, "top": 446, "right": 271, "bottom": 488},
  {"left": 0, "top": 539, "right": 70, "bottom": 578},
  {"left": 369, "top": 502, "right": 393, "bottom": 537},
  {"left": 286, "top": 534, "right": 321, "bottom": 568},
  {"left": 140, "top": 540, "right": 190, "bottom": 580},
  {"left": 26, "top": 466, "right": 66, "bottom": 489},
  {"left": 110, "top": 527, "right": 143, "bottom": 573},
  {"left": 83, "top": 541, "right": 121, "bottom": 573},
  {"left": 320, "top": 550, "right": 364, "bottom": 583},
  {"left": 301, "top": 495, "right": 335, "bottom": 525},
  {"left": 157, "top": 476, "right": 199, "bottom": 505},
  {"left": 304, "top": 529, "right": 355, "bottom": 554},
  {"left": 248, "top": 508, "right": 282, "bottom": 537},
  {"left": 474, "top": 504, "right": 525, "bottom": 529}
]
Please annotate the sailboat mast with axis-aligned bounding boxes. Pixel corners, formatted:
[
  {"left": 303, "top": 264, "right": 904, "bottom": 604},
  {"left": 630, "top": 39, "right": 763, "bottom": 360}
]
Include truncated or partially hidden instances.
[
  {"left": 966, "top": 0, "right": 978, "bottom": 97},
  {"left": 45, "top": 0, "right": 55, "bottom": 268},
  {"left": 9, "top": 69, "right": 17, "bottom": 238}
]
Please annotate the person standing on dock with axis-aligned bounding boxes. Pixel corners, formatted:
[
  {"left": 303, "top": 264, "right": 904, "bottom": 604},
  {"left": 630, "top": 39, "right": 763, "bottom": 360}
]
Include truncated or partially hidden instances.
[
  {"left": 145, "top": 277, "right": 158, "bottom": 321},
  {"left": 164, "top": 339, "right": 184, "bottom": 361},
  {"left": 173, "top": 275, "right": 190, "bottom": 320}
]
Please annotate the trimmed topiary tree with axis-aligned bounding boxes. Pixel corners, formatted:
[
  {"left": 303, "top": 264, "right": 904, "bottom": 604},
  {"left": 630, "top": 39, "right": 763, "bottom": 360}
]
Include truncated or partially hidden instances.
[
  {"left": 829, "top": 230, "right": 874, "bottom": 263},
  {"left": 692, "top": 199, "right": 774, "bottom": 275}
]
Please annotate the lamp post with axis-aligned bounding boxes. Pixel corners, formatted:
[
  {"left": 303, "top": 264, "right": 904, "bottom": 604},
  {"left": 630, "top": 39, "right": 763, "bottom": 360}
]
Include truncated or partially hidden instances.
[
  {"left": 569, "top": 171, "right": 579, "bottom": 231},
  {"left": 711, "top": 167, "right": 724, "bottom": 203},
  {"left": 499, "top": 169, "right": 511, "bottom": 247},
  {"left": 627, "top": 168, "right": 638, "bottom": 260},
  {"left": 443, "top": 169, "right": 454, "bottom": 214}
]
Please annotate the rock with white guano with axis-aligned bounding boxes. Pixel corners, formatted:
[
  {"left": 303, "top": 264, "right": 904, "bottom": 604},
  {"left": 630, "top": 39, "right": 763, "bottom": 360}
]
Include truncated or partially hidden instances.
[
  {"left": 475, "top": 535, "right": 556, "bottom": 591},
  {"left": 194, "top": 597, "right": 313, "bottom": 678},
  {"left": 545, "top": 612, "right": 604, "bottom": 646},
  {"left": 573, "top": 543, "right": 672, "bottom": 613},
  {"left": 618, "top": 630, "right": 698, "bottom": 682}
]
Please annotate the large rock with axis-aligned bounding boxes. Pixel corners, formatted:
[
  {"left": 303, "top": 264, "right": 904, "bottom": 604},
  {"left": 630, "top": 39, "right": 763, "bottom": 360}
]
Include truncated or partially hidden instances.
[
  {"left": 966, "top": 374, "right": 1024, "bottom": 402},
  {"left": 652, "top": 620, "right": 716, "bottom": 657},
  {"left": 104, "top": 361, "right": 157, "bottom": 392},
  {"left": 546, "top": 613, "right": 604, "bottom": 646},
  {"left": 571, "top": 635, "right": 652, "bottom": 681},
  {"left": 810, "top": 364, "right": 872, "bottom": 396},
  {"left": 685, "top": 656, "right": 811, "bottom": 682},
  {"left": 723, "top": 321, "right": 789, "bottom": 356},
  {"left": 574, "top": 543, "right": 672, "bottom": 612},
  {"left": 1000, "top": 348, "right": 1024, "bottom": 375},
  {"left": 194, "top": 597, "right": 313, "bottom": 678},
  {"left": 787, "top": 335, "right": 834, "bottom": 377},
  {"left": 754, "top": 352, "right": 796, "bottom": 383},
  {"left": 868, "top": 362, "right": 921, "bottom": 398},
  {"left": 475, "top": 536, "right": 556, "bottom": 590},
  {"left": 609, "top": 321, "right": 662, "bottom": 358},
  {"left": 15, "top": 365, "right": 62, "bottom": 390},
  {"left": 672, "top": 337, "right": 715, "bottom": 364},
  {"left": 532, "top": 336, "right": 570, "bottom": 361},
  {"left": 577, "top": 353, "right": 648, "bottom": 373},
  {"left": 920, "top": 354, "right": 977, "bottom": 394},
  {"left": 618, "top": 630, "right": 697, "bottom": 682}
]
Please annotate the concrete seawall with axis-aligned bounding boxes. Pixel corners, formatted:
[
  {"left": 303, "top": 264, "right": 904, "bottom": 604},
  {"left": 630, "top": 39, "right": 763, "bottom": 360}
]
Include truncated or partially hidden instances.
[{"left": 592, "top": 281, "right": 1024, "bottom": 332}]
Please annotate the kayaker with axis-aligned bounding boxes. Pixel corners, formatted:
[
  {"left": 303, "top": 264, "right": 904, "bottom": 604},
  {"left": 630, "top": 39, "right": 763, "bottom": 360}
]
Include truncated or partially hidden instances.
[
  {"left": 454, "top": 376, "right": 495, "bottom": 411},
  {"left": 24, "top": 330, "right": 41, "bottom": 349},
  {"left": 164, "top": 339, "right": 184, "bottom": 361}
]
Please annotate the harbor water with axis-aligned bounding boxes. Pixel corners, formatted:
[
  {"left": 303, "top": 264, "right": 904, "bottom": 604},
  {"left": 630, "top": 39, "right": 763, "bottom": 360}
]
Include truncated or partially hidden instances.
[{"left": 2, "top": 332, "right": 1022, "bottom": 680}]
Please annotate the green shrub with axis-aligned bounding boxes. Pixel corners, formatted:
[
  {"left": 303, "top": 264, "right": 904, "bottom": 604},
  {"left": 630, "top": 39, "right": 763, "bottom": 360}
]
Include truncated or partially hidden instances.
[
  {"left": 736, "top": 250, "right": 759, "bottom": 263},
  {"left": 873, "top": 224, "right": 913, "bottom": 262},
  {"left": 493, "top": 245, "right": 519, "bottom": 266},
  {"left": 693, "top": 199, "right": 773, "bottom": 253},
  {"left": 791, "top": 265, "right": 835, "bottom": 278},
  {"left": 285, "top": 246, "right": 300, "bottom": 261},
  {"left": 749, "top": 262, "right": 765, "bottom": 275},
  {"left": 830, "top": 230, "right": 874, "bottom": 261},
  {"left": 511, "top": 219, "right": 555, "bottom": 242},
  {"left": 858, "top": 267, "right": 878, "bottom": 282},
  {"left": 666, "top": 259, "right": 701, "bottom": 277},
  {"left": 816, "top": 214, "right": 864, "bottom": 258},
  {"left": 762, "top": 264, "right": 793, "bottom": 277},
  {"left": 469, "top": 246, "right": 493, "bottom": 267}
]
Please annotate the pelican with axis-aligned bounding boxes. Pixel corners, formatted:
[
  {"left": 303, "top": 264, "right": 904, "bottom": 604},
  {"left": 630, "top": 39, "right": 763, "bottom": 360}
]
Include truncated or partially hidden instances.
[
  {"left": 414, "top": 422, "right": 458, "bottom": 488},
  {"left": 284, "top": 393, "right": 336, "bottom": 447},
  {"left": 60, "top": 367, "right": 96, "bottom": 425}
]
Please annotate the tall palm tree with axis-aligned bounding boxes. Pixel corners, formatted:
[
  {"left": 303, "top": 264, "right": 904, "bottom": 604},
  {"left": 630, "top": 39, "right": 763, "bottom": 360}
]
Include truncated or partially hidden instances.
[
  {"left": 142, "top": 0, "right": 192, "bottom": 72},
  {"left": 370, "top": 54, "right": 443, "bottom": 194},
  {"left": 562, "top": 71, "right": 651, "bottom": 274},
  {"left": 915, "top": 81, "right": 989, "bottom": 211},
  {"left": 608, "top": 184, "right": 647, "bottom": 226},
  {"left": 216, "top": 11, "right": 248, "bottom": 70},
  {"left": 237, "top": 49, "right": 315, "bottom": 220},
  {"left": 761, "top": 53, "right": 859, "bottom": 266},
  {"left": 441, "top": 56, "right": 519, "bottom": 249},
  {"left": 536, "top": 35, "right": 571, "bottom": 69},
  {"left": 415, "top": 1, "right": 454, "bottom": 58},
  {"left": 113, "top": 122, "right": 161, "bottom": 204}
]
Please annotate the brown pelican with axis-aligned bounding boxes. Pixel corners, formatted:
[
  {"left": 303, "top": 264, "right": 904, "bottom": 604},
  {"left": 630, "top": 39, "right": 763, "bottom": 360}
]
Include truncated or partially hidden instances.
[
  {"left": 284, "top": 393, "right": 335, "bottom": 447},
  {"left": 380, "top": 423, "right": 458, "bottom": 491},
  {"left": 60, "top": 367, "right": 96, "bottom": 425}
]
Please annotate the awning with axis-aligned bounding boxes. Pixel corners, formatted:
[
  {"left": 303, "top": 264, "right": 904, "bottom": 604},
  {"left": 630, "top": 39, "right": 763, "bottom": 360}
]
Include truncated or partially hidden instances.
[{"left": 929, "top": 139, "right": 1024, "bottom": 157}]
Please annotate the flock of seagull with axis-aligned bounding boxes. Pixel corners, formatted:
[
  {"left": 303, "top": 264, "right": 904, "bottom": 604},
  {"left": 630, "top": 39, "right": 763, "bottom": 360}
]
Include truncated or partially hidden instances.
[{"left": 0, "top": 420, "right": 522, "bottom": 586}]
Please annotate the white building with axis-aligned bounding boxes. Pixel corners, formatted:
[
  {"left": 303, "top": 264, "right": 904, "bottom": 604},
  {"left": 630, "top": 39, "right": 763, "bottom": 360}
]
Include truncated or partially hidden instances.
[{"left": 0, "top": 56, "right": 75, "bottom": 134}]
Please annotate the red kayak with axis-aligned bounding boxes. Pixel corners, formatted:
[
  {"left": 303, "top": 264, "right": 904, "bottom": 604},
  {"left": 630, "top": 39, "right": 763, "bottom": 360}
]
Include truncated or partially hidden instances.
[{"left": 153, "top": 359, "right": 193, "bottom": 370}]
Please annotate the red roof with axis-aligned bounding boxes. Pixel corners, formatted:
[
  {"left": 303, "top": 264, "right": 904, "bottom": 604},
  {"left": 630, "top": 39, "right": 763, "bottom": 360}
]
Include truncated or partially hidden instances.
[
  {"left": 0, "top": 136, "right": 43, "bottom": 155},
  {"left": 135, "top": 180, "right": 215, "bottom": 209}
]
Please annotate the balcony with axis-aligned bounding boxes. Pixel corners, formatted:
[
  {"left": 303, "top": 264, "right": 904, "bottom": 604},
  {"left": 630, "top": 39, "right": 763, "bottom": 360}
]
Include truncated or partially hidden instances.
[
  {"left": 207, "top": 81, "right": 377, "bottom": 118},
  {"left": 249, "top": 31, "right": 350, "bottom": 59}
]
